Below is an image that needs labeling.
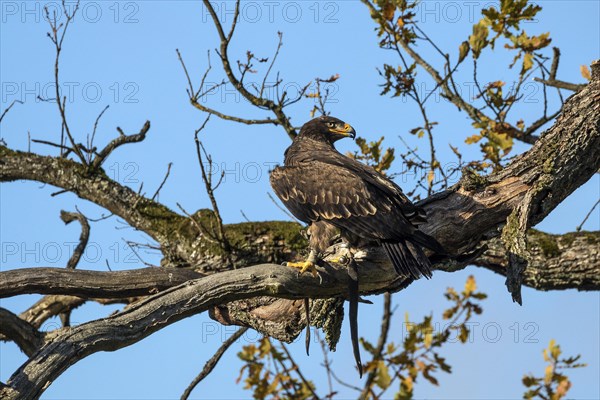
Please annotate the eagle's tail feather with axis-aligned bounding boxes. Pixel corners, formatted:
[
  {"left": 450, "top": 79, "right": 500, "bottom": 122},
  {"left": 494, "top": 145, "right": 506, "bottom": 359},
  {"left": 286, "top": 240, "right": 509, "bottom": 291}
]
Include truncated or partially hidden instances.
[
  {"left": 382, "top": 240, "right": 433, "bottom": 280},
  {"left": 410, "top": 230, "right": 447, "bottom": 256}
]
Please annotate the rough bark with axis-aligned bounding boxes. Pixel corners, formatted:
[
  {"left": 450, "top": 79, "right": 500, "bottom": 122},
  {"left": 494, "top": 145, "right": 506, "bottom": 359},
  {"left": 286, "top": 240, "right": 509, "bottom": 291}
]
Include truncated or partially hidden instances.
[
  {"left": 0, "top": 308, "right": 44, "bottom": 357},
  {"left": 476, "top": 230, "right": 599, "bottom": 291}
]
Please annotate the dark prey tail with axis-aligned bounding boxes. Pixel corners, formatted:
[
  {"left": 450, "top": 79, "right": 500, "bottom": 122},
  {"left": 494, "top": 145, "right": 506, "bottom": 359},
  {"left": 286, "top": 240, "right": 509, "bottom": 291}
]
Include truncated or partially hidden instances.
[
  {"left": 347, "top": 259, "right": 363, "bottom": 378},
  {"left": 382, "top": 240, "right": 433, "bottom": 280}
]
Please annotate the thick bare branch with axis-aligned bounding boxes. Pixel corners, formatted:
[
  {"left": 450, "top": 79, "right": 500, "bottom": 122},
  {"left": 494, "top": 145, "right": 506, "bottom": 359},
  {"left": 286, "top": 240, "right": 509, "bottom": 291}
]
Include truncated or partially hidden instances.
[
  {"left": 0, "top": 267, "right": 202, "bottom": 299},
  {"left": 0, "top": 308, "right": 44, "bottom": 357},
  {"left": 0, "top": 146, "right": 189, "bottom": 261},
  {"left": 476, "top": 230, "right": 599, "bottom": 291}
]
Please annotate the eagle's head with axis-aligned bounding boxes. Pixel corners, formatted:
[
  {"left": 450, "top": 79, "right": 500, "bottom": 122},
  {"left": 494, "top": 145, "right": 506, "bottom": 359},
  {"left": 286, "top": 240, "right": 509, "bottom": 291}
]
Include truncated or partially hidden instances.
[{"left": 298, "top": 116, "right": 356, "bottom": 143}]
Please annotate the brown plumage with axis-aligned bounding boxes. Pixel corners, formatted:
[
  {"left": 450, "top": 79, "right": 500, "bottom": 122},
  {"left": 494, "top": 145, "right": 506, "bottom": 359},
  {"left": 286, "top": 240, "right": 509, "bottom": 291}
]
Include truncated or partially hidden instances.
[
  {"left": 270, "top": 116, "right": 446, "bottom": 376},
  {"left": 270, "top": 116, "right": 445, "bottom": 277}
]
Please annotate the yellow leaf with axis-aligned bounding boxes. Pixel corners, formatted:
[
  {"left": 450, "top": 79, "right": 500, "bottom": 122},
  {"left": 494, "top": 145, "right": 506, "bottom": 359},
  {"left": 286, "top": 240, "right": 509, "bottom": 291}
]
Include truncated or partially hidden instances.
[
  {"left": 581, "top": 65, "right": 591, "bottom": 80},
  {"left": 458, "top": 41, "right": 470, "bottom": 63},
  {"left": 427, "top": 170, "right": 435, "bottom": 185},
  {"left": 464, "top": 275, "right": 477, "bottom": 295},
  {"left": 374, "top": 360, "right": 391, "bottom": 389},
  {"left": 424, "top": 332, "right": 433, "bottom": 349},
  {"left": 544, "top": 364, "right": 554, "bottom": 385},
  {"left": 465, "top": 134, "right": 482, "bottom": 144},
  {"left": 523, "top": 53, "right": 533, "bottom": 72},
  {"left": 556, "top": 379, "right": 571, "bottom": 398}
]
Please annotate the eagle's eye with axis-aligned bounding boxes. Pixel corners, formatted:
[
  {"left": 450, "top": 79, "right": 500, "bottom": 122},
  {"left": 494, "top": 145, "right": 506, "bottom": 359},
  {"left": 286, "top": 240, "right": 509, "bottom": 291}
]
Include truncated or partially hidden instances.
[{"left": 327, "top": 122, "right": 336, "bottom": 128}]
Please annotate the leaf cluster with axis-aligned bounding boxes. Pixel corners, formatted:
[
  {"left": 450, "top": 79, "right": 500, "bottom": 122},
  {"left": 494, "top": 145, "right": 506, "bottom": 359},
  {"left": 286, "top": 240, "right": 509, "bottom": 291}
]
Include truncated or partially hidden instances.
[{"left": 522, "top": 340, "right": 586, "bottom": 400}]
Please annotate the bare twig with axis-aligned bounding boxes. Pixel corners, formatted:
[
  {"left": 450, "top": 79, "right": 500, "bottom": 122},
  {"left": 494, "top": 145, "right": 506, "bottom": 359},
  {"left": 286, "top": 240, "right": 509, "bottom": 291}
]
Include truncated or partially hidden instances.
[
  {"left": 60, "top": 210, "right": 90, "bottom": 270},
  {"left": 0, "top": 100, "right": 23, "bottom": 124},
  {"left": 576, "top": 199, "right": 600, "bottom": 232},
  {"left": 280, "top": 342, "right": 320, "bottom": 400},
  {"left": 197, "top": 0, "right": 298, "bottom": 139},
  {"left": 533, "top": 77, "right": 586, "bottom": 92},
  {"left": 181, "top": 327, "right": 248, "bottom": 400},
  {"left": 87, "top": 105, "right": 110, "bottom": 163},
  {"left": 360, "top": 292, "right": 392, "bottom": 399},
  {"left": 267, "top": 192, "right": 301, "bottom": 223},
  {"left": 91, "top": 120, "right": 151, "bottom": 170},
  {"left": 152, "top": 163, "right": 173, "bottom": 201},
  {"left": 44, "top": 0, "right": 87, "bottom": 164},
  {"left": 194, "top": 115, "right": 232, "bottom": 258},
  {"left": 316, "top": 331, "right": 335, "bottom": 399}
]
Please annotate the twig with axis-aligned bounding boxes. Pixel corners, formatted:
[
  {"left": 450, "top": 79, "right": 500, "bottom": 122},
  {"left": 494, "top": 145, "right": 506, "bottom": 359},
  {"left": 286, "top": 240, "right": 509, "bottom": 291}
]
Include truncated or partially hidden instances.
[
  {"left": 576, "top": 199, "right": 600, "bottom": 232},
  {"left": 240, "top": 210, "right": 251, "bottom": 222},
  {"left": 280, "top": 342, "right": 320, "bottom": 400},
  {"left": 91, "top": 120, "right": 150, "bottom": 170},
  {"left": 267, "top": 192, "right": 301, "bottom": 223},
  {"left": 316, "top": 331, "right": 335, "bottom": 398},
  {"left": 151, "top": 162, "right": 173, "bottom": 201},
  {"left": 87, "top": 105, "right": 110, "bottom": 163},
  {"left": 60, "top": 210, "right": 90, "bottom": 270},
  {"left": 181, "top": 327, "right": 248, "bottom": 400},
  {"left": 200, "top": 0, "right": 297, "bottom": 139},
  {"left": 194, "top": 115, "right": 232, "bottom": 259},
  {"left": 533, "top": 77, "right": 586, "bottom": 92},
  {"left": 45, "top": 0, "right": 87, "bottom": 164},
  {"left": 176, "top": 203, "right": 219, "bottom": 244},
  {"left": 360, "top": 292, "right": 392, "bottom": 399},
  {"left": 0, "top": 100, "right": 23, "bottom": 124},
  {"left": 125, "top": 240, "right": 157, "bottom": 267}
]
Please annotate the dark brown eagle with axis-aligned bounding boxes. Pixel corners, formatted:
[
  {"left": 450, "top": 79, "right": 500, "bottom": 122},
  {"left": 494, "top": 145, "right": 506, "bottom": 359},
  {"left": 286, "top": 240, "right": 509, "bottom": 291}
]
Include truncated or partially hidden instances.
[{"left": 270, "top": 116, "right": 445, "bottom": 376}]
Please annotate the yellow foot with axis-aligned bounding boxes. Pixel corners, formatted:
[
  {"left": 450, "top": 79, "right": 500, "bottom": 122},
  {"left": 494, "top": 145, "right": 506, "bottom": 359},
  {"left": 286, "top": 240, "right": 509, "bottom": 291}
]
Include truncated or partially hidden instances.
[{"left": 286, "top": 260, "right": 319, "bottom": 277}]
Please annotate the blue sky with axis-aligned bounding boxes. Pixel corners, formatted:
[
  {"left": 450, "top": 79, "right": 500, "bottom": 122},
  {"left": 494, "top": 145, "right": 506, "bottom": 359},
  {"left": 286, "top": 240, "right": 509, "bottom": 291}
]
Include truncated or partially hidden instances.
[{"left": 1, "top": 1, "right": 599, "bottom": 399}]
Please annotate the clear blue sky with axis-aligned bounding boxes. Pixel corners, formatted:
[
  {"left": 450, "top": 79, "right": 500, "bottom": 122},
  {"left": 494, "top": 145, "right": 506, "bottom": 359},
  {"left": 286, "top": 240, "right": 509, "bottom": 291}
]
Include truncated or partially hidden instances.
[{"left": 1, "top": 1, "right": 599, "bottom": 399}]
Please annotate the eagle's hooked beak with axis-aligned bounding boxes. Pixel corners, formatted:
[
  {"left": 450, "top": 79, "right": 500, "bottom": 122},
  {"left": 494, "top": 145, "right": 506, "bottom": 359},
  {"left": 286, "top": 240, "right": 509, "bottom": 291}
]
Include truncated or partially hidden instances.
[{"left": 330, "top": 123, "right": 356, "bottom": 139}]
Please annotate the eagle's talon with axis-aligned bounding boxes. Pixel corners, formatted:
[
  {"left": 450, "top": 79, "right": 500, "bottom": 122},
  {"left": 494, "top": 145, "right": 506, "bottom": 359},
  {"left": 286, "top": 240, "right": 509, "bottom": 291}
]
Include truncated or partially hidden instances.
[{"left": 286, "top": 260, "right": 319, "bottom": 278}]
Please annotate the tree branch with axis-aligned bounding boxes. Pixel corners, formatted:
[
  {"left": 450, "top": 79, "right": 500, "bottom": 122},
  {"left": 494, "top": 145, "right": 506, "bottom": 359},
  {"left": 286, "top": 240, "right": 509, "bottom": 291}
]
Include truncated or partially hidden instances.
[
  {"left": 0, "top": 145, "right": 191, "bottom": 263},
  {"left": 181, "top": 327, "right": 248, "bottom": 400},
  {"left": 0, "top": 308, "right": 44, "bottom": 357},
  {"left": 0, "top": 267, "right": 202, "bottom": 299},
  {"left": 476, "top": 230, "right": 599, "bottom": 291},
  {"left": 60, "top": 210, "right": 90, "bottom": 269}
]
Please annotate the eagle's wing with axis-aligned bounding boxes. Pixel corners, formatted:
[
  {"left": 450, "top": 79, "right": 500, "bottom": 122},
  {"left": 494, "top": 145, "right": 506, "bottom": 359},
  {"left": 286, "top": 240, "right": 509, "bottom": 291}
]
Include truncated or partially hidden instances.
[{"left": 270, "top": 161, "right": 418, "bottom": 241}]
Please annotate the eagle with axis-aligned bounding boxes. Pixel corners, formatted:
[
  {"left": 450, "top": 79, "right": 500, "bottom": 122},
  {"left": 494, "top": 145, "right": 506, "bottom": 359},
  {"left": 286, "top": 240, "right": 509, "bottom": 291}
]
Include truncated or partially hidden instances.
[{"left": 270, "top": 116, "right": 446, "bottom": 376}]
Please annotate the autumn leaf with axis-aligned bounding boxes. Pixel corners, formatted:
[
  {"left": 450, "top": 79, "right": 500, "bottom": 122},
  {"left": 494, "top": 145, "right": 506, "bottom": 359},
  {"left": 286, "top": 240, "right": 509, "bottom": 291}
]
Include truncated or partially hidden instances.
[
  {"left": 427, "top": 170, "right": 435, "bottom": 185},
  {"left": 458, "top": 41, "right": 470, "bottom": 63},
  {"left": 581, "top": 65, "right": 591, "bottom": 80},
  {"left": 464, "top": 275, "right": 477, "bottom": 295},
  {"left": 523, "top": 53, "right": 534, "bottom": 72}
]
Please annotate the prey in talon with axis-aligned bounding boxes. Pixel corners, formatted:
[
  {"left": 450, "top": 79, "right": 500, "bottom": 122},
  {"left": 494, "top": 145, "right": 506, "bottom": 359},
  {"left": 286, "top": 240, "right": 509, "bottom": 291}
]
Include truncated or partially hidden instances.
[{"left": 270, "top": 116, "right": 447, "bottom": 377}]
